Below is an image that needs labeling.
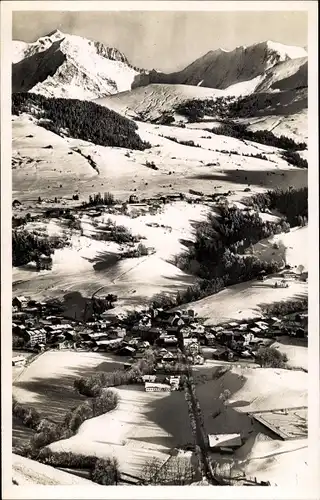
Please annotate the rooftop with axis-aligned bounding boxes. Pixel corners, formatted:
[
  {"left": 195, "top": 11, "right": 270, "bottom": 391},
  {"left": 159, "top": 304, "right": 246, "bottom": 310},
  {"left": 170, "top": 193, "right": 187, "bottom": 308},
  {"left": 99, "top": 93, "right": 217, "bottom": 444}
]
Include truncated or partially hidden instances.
[{"left": 249, "top": 406, "right": 308, "bottom": 440}]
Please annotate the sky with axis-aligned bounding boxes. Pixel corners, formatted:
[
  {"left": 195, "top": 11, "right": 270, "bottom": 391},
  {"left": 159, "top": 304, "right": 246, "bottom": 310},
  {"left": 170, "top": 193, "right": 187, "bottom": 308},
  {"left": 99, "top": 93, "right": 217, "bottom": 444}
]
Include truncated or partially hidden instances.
[{"left": 12, "top": 11, "right": 308, "bottom": 72}]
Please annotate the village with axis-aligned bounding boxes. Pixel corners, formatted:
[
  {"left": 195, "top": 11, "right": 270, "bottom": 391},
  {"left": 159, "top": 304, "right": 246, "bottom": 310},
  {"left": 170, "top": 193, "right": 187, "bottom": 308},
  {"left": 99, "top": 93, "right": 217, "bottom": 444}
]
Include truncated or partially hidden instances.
[{"left": 12, "top": 293, "right": 308, "bottom": 377}]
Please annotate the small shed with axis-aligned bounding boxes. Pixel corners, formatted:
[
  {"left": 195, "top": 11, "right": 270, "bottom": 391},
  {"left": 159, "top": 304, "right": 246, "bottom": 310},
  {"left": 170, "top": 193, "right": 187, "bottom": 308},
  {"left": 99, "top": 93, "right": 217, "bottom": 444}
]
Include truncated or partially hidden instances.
[
  {"left": 208, "top": 433, "right": 242, "bottom": 450},
  {"left": 12, "top": 355, "right": 26, "bottom": 366},
  {"left": 12, "top": 296, "right": 28, "bottom": 310}
]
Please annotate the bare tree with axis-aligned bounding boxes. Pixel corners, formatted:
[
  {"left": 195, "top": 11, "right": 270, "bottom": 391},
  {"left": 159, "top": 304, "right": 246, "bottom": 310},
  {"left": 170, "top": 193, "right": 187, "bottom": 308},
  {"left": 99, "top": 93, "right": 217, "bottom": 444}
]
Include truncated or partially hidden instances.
[{"left": 142, "top": 456, "right": 196, "bottom": 485}]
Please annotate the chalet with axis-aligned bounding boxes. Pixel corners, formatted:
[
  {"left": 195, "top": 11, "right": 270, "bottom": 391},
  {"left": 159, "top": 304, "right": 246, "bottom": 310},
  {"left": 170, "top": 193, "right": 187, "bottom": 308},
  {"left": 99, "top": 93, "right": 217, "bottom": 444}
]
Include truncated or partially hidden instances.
[
  {"left": 12, "top": 199, "right": 22, "bottom": 208},
  {"left": 162, "top": 351, "right": 178, "bottom": 362},
  {"left": 13, "top": 324, "right": 26, "bottom": 336},
  {"left": 228, "top": 322, "right": 239, "bottom": 329},
  {"left": 23, "top": 307, "right": 39, "bottom": 314},
  {"left": 96, "top": 339, "right": 122, "bottom": 350},
  {"left": 250, "top": 327, "right": 262, "bottom": 336},
  {"left": 154, "top": 309, "right": 173, "bottom": 323},
  {"left": 180, "top": 328, "right": 191, "bottom": 339},
  {"left": 242, "top": 333, "right": 256, "bottom": 345},
  {"left": 190, "top": 323, "right": 205, "bottom": 334},
  {"left": 45, "top": 316, "right": 62, "bottom": 324},
  {"left": 25, "top": 329, "right": 47, "bottom": 348},
  {"left": 141, "top": 326, "right": 162, "bottom": 342},
  {"left": 211, "top": 326, "right": 223, "bottom": 334},
  {"left": 142, "top": 375, "right": 157, "bottom": 383},
  {"left": 204, "top": 333, "right": 216, "bottom": 346},
  {"left": 12, "top": 355, "right": 26, "bottom": 367},
  {"left": 211, "top": 347, "right": 230, "bottom": 360},
  {"left": 169, "top": 376, "right": 181, "bottom": 390},
  {"left": 184, "top": 338, "right": 199, "bottom": 353},
  {"left": 237, "top": 323, "right": 249, "bottom": 332},
  {"left": 166, "top": 194, "right": 183, "bottom": 202},
  {"left": 193, "top": 354, "right": 205, "bottom": 365},
  {"left": 118, "top": 345, "right": 136, "bottom": 356},
  {"left": 37, "top": 254, "right": 53, "bottom": 271},
  {"left": 128, "top": 194, "right": 139, "bottom": 204},
  {"left": 157, "top": 348, "right": 169, "bottom": 360},
  {"left": 208, "top": 433, "right": 242, "bottom": 450},
  {"left": 52, "top": 340, "right": 73, "bottom": 350},
  {"left": 12, "top": 296, "right": 28, "bottom": 310},
  {"left": 139, "top": 341, "right": 151, "bottom": 349},
  {"left": 163, "top": 335, "right": 178, "bottom": 346},
  {"left": 255, "top": 321, "right": 269, "bottom": 331},
  {"left": 169, "top": 316, "right": 185, "bottom": 328}
]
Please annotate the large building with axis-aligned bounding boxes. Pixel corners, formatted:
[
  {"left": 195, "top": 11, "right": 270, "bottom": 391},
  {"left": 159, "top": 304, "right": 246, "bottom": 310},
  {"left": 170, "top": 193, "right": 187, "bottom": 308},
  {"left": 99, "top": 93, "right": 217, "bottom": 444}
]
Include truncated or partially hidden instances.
[{"left": 145, "top": 382, "right": 171, "bottom": 392}]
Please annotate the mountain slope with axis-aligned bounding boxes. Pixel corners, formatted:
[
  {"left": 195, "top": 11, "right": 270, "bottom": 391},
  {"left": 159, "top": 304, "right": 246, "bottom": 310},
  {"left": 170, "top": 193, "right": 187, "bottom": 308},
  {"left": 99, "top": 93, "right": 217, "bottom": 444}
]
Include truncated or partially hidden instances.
[
  {"left": 95, "top": 83, "right": 226, "bottom": 120},
  {"left": 12, "top": 30, "right": 141, "bottom": 99},
  {"left": 255, "top": 56, "right": 307, "bottom": 92},
  {"left": 132, "top": 41, "right": 307, "bottom": 92}
]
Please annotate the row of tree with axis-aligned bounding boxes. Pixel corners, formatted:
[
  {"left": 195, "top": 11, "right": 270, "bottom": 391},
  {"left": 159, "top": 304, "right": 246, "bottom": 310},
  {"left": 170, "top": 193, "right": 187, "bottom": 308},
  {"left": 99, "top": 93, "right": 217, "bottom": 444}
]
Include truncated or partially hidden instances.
[
  {"left": 83, "top": 192, "right": 116, "bottom": 207},
  {"left": 209, "top": 122, "right": 307, "bottom": 151},
  {"left": 74, "top": 349, "right": 156, "bottom": 397}
]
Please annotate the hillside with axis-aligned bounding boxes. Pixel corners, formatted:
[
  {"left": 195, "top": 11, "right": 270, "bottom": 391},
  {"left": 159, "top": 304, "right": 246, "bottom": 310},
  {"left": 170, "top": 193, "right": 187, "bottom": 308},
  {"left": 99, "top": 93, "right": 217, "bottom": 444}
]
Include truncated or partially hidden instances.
[
  {"left": 132, "top": 41, "right": 307, "bottom": 91},
  {"left": 95, "top": 83, "right": 225, "bottom": 120},
  {"left": 12, "top": 30, "right": 141, "bottom": 99},
  {"left": 255, "top": 57, "right": 307, "bottom": 93}
]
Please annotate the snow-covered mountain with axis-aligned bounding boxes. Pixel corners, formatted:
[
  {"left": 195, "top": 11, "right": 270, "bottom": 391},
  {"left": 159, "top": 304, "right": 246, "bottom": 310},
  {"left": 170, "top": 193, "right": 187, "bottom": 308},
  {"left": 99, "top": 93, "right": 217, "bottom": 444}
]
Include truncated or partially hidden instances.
[
  {"left": 12, "top": 30, "right": 142, "bottom": 99},
  {"left": 133, "top": 41, "right": 308, "bottom": 92},
  {"left": 12, "top": 34, "right": 307, "bottom": 101}
]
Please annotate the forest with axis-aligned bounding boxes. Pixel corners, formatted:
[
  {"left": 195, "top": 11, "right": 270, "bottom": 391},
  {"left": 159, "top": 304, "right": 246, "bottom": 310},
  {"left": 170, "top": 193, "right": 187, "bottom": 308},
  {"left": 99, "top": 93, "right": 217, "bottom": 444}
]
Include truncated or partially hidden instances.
[
  {"left": 176, "top": 97, "right": 307, "bottom": 152},
  {"left": 12, "top": 229, "right": 68, "bottom": 267},
  {"left": 208, "top": 122, "right": 307, "bottom": 151},
  {"left": 281, "top": 150, "right": 308, "bottom": 168},
  {"left": 245, "top": 187, "right": 308, "bottom": 226},
  {"left": 12, "top": 93, "right": 151, "bottom": 150}
]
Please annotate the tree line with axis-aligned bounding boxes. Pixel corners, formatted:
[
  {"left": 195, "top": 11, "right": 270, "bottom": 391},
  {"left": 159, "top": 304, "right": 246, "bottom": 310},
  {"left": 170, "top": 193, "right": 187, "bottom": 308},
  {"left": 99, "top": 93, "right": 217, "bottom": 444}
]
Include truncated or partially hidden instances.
[
  {"left": 13, "top": 387, "right": 120, "bottom": 484},
  {"left": 73, "top": 349, "right": 156, "bottom": 397},
  {"left": 208, "top": 122, "right": 307, "bottom": 152},
  {"left": 12, "top": 93, "right": 151, "bottom": 151},
  {"left": 245, "top": 187, "right": 308, "bottom": 226}
]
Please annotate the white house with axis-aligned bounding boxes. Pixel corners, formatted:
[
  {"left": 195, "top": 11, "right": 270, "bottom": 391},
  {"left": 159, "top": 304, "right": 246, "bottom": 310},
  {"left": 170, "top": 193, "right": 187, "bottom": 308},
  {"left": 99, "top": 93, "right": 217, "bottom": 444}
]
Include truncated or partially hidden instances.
[
  {"left": 12, "top": 355, "right": 26, "bottom": 367},
  {"left": 208, "top": 433, "right": 242, "bottom": 450}
]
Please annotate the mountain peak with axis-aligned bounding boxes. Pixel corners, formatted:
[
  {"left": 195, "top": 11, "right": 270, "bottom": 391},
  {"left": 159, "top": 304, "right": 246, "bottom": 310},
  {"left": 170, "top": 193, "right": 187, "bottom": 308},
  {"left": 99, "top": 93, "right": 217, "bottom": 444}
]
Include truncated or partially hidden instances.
[{"left": 12, "top": 31, "right": 141, "bottom": 99}]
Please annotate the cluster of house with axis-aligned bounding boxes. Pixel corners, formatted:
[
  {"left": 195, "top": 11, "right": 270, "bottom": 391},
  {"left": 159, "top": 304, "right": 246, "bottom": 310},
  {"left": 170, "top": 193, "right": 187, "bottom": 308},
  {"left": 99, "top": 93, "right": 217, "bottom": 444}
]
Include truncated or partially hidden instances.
[
  {"left": 12, "top": 293, "right": 307, "bottom": 369},
  {"left": 200, "top": 312, "right": 307, "bottom": 361}
]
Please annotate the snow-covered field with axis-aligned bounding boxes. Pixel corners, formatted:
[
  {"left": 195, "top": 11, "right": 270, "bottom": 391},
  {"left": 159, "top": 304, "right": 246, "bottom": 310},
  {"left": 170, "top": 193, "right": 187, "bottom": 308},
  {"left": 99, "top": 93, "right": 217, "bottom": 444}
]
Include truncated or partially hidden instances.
[
  {"left": 251, "top": 226, "right": 308, "bottom": 271},
  {"left": 12, "top": 112, "right": 307, "bottom": 207},
  {"left": 12, "top": 454, "right": 95, "bottom": 485},
  {"left": 49, "top": 384, "right": 192, "bottom": 478},
  {"left": 13, "top": 201, "right": 207, "bottom": 305},
  {"left": 196, "top": 365, "right": 308, "bottom": 487},
  {"left": 176, "top": 275, "right": 307, "bottom": 326},
  {"left": 13, "top": 351, "right": 125, "bottom": 420},
  {"left": 271, "top": 337, "right": 308, "bottom": 371},
  {"left": 13, "top": 350, "right": 193, "bottom": 478}
]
